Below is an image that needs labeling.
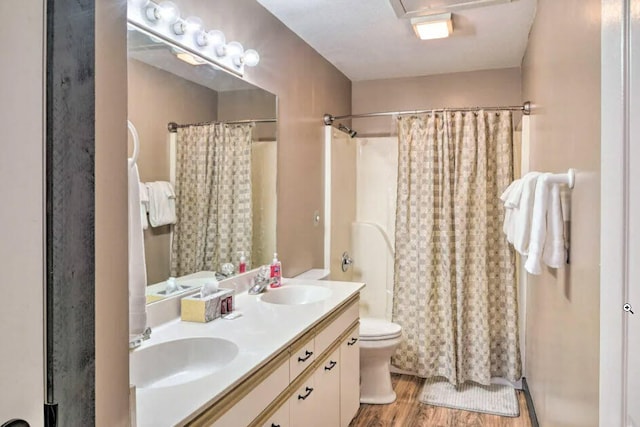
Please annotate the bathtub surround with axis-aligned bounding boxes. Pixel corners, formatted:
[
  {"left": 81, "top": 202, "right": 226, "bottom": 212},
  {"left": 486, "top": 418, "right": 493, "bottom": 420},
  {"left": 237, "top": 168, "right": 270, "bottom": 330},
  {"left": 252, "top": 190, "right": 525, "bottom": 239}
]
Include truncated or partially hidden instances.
[{"left": 392, "top": 111, "right": 521, "bottom": 386}]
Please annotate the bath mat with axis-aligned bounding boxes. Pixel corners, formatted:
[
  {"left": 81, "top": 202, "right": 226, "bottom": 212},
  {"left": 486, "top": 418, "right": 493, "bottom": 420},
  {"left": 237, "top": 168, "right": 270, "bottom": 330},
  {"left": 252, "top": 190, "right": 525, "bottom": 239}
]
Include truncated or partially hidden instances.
[{"left": 419, "top": 377, "right": 519, "bottom": 417}]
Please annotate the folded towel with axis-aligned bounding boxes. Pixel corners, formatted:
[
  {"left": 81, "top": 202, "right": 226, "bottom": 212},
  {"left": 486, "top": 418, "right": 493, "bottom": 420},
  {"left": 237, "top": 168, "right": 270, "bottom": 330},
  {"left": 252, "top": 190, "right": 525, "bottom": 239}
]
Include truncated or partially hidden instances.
[
  {"left": 501, "top": 178, "right": 523, "bottom": 242},
  {"left": 512, "top": 172, "right": 541, "bottom": 255},
  {"left": 542, "top": 183, "right": 566, "bottom": 268},
  {"left": 138, "top": 182, "right": 149, "bottom": 230},
  {"left": 128, "top": 164, "right": 148, "bottom": 337},
  {"left": 525, "top": 174, "right": 551, "bottom": 274},
  {"left": 147, "top": 181, "right": 177, "bottom": 227},
  {"left": 500, "top": 178, "right": 524, "bottom": 208}
]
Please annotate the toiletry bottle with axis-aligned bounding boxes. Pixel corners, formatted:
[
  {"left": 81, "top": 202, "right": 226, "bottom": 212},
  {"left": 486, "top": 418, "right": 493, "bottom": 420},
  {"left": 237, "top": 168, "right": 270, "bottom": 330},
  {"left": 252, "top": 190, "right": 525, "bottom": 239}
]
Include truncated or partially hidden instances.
[
  {"left": 238, "top": 251, "right": 247, "bottom": 274},
  {"left": 269, "top": 252, "right": 282, "bottom": 288}
]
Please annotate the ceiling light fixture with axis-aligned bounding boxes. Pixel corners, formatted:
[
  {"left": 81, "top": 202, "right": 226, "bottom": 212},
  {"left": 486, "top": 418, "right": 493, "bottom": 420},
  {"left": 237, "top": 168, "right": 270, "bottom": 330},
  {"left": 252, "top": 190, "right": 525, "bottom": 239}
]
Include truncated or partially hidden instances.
[{"left": 411, "top": 13, "right": 453, "bottom": 40}]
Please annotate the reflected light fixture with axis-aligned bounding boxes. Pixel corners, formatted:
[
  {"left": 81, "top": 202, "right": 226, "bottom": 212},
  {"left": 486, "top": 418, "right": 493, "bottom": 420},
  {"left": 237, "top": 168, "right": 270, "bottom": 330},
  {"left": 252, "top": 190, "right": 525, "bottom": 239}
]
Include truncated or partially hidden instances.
[{"left": 411, "top": 12, "right": 453, "bottom": 40}]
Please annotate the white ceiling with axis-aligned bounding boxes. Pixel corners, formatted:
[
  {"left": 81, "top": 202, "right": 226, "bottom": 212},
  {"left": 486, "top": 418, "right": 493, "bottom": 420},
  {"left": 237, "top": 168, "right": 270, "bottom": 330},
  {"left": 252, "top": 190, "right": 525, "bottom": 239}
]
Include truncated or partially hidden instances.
[{"left": 255, "top": 0, "right": 537, "bottom": 81}]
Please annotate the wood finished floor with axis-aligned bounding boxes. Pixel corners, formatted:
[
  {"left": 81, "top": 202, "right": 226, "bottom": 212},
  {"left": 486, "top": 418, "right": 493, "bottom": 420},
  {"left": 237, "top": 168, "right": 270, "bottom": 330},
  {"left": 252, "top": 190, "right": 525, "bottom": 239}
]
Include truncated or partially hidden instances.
[{"left": 349, "top": 374, "right": 531, "bottom": 427}]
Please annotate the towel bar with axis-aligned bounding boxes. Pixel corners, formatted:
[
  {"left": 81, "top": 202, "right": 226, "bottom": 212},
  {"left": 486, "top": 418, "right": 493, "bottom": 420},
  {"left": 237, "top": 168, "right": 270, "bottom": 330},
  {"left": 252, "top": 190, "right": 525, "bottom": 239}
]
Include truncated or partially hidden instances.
[{"left": 544, "top": 168, "right": 575, "bottom": 189}]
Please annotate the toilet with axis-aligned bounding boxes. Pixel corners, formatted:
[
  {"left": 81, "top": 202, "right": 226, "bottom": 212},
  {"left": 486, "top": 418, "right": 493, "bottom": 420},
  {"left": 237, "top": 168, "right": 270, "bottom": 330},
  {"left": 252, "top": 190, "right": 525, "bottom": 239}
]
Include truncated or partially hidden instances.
[
  {"left": 358, "top": 317, "right": 402, "bottom": 404},
  {"left": 294, "top": 268, "right": 403, "bottom": 405}
]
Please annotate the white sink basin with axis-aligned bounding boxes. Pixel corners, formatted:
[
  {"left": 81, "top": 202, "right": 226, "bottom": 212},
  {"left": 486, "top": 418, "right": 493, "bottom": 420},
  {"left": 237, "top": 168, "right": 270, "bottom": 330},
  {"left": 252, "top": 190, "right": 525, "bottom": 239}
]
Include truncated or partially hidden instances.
[
  {"left": 131, "top": 337, "right": 238, "bottom": 389},
  {"left": 259, "top": 285, "right": 332, "bottom": 305}
]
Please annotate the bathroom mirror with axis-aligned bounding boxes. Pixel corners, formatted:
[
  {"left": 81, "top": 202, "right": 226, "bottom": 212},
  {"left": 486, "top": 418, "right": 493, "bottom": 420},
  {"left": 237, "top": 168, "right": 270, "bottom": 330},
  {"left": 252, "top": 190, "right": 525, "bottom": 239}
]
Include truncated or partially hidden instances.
[{"left": 127, "top": 25, "right": 277, "bottom": 302}]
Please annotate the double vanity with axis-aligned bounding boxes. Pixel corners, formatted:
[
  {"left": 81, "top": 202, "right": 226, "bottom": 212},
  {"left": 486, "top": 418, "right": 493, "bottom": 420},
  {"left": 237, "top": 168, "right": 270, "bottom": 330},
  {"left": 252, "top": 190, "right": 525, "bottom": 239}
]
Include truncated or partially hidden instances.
[{"left": 131, "top": 276, "right": 365, "bottom": 426}]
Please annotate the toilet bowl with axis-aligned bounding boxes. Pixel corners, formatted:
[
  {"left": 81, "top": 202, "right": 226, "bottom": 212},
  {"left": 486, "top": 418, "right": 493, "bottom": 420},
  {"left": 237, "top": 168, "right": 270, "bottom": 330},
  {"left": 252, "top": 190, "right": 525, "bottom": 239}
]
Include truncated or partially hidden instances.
[{"left": 359, "top": 317, "right": 402, "bottom": 404}]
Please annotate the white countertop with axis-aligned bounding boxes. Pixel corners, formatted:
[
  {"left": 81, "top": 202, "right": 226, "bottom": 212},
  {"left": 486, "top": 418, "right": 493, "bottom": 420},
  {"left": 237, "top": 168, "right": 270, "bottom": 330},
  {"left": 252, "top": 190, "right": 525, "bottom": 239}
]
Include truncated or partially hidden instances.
[{"left": 133, "top": 278, "right": 365, "bottom": 427}]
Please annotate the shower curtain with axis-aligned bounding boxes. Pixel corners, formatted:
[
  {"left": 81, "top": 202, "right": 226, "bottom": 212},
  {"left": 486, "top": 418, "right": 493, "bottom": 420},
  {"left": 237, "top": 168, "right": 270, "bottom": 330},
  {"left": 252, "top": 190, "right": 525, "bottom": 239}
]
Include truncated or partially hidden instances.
[
  {"left": 392, "top": 111, "right": 521, "bottom": 386},
  {"left": 171, "top": 123, "right": 253, "bottom": 277}
]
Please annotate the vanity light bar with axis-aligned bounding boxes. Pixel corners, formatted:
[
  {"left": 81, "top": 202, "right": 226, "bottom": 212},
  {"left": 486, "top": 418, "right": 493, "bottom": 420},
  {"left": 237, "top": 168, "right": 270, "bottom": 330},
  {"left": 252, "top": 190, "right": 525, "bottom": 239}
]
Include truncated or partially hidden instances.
[{"left": 127, "top": 0, "right": 260, "bottom": 76}]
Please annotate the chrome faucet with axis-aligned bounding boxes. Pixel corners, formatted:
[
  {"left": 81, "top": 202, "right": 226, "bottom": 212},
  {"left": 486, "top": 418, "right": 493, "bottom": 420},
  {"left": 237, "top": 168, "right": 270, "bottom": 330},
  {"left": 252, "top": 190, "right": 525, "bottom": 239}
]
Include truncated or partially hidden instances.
[
  {"left": 129, "top": 326, "right": 152, "bottom": 350},
  {"left": 248, "top": 265, "right": 271, "bottom": 295}
]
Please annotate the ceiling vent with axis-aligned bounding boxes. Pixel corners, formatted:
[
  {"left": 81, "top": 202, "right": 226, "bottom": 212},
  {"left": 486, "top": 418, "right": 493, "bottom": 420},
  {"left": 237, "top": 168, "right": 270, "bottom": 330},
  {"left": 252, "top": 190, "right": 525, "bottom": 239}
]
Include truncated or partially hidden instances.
[{"left": 389, "top": 0, "right": 513, "bottom": 18}]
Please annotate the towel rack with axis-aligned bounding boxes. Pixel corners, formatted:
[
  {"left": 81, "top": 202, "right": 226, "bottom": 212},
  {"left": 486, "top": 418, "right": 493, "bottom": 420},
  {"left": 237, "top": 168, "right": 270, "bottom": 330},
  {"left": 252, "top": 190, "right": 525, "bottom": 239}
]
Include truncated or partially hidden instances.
[
  {"left": 543, "top": 168, "right": 575, "bottom": 189},
  {"left": 127, "top": 120, "right": 140, "bottom": 169}
]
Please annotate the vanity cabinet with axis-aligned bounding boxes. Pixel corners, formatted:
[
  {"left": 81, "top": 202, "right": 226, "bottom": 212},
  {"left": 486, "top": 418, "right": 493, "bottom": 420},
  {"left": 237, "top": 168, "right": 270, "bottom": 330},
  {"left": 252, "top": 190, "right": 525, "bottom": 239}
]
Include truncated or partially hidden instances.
[
  {"left": 187, "top": 295, "right": 360, "bottom": 427},
  {"left": 261, "top": 401, "right": 289, "bottom": 427},
  {"left": 340, "top": 325, "right": 360, "bottom": 427},
  {"left": 289, "top": 374, "right": 318, "bottom": 426},
  {"left": 314, "top": 348, "right": 341, "bottom": 427}
]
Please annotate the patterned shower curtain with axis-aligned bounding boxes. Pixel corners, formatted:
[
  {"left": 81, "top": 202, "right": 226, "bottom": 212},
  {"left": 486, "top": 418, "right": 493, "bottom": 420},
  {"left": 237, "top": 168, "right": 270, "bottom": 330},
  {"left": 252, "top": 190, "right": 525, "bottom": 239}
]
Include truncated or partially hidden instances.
[
  {"left": 391, "top": 111, "right": 521, "bottom": 386},
  {"left": 171, "top": 123, "right": 253, "bottom": 276}
]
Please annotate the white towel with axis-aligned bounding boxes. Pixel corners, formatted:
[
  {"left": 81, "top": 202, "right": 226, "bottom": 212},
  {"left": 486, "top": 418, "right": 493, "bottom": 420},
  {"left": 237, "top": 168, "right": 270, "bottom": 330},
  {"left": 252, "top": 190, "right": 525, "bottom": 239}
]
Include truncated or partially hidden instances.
[
  {"left": 542, "top": 183, "right": 566, "bottom": 268},
  {"left": 501, "top": 179, "right": 523, "bottom": 241},
  {"left": 511, "top": 172, "right": 541, "bottom": 254},
  {"left": 128, "top": 164, "right": 148, "bottom": 338},
  {"left": 525, "top": 174, "right": 551, "bottom": 275},
  {"left": 500, "top": 178, "right": 524, "bottom": 208},
  {"left": 147, "top": 181, "right": 177, "bottom": 227},
  {"left": 138, "top": 181, "right": 149, "bottom": 230}
]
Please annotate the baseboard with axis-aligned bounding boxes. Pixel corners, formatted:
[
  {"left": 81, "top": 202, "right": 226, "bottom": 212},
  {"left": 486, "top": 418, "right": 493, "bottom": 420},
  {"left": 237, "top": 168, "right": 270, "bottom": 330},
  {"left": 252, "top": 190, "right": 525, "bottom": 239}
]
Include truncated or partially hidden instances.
[{"left": 522, "top": 377, "right": 539, "bottom": 427}]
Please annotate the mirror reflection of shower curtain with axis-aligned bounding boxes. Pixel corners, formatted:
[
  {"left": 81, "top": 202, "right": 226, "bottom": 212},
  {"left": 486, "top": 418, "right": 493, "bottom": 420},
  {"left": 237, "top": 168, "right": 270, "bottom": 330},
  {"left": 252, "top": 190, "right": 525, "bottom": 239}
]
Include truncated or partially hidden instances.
[
  {"left": 170, "top": 123, "right": 254, "bottom": 276},
  {"left": 392, "top": 111, "right": 521, "bottom": 386}
]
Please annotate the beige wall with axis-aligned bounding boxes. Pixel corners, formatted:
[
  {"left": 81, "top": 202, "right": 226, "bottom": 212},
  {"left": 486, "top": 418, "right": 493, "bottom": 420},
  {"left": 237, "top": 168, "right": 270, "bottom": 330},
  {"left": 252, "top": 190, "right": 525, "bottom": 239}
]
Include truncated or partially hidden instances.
[
  {"left": 218, "top": 88, "right": 277, "bottom": 141},
  {"left": 128, "top": 58, "right": 219, "bottom": 284},
  {"left": 521, "top": 1, "right": 601, "bottom": 425},
  {"left": 352, "top": 67, "right": 521, "bottom": 135},
  {"left": 95, "top": 0, "right": 130, "bottom": 425},
  {"left": 0, "top": 1, "right": 45, "bottom": 424}
]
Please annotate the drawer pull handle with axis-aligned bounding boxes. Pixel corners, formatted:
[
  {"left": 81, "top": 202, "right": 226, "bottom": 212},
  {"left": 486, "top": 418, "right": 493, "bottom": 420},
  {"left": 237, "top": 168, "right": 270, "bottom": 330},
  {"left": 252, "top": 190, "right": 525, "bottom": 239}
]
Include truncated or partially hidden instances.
[
  {"left": 347, "top": 337, "right": 358, "bottom": 346},
  {"left": 271, "top": 424, "right": 280, "bottom": 427},
  {"left": 324, "top": 360, "right": 337, "bottom": 371},
  {"left": 298, "top": 350, "right": 313, "bottom": 362},
  {"left": 298, "top": 387, "right": 314, "bottom": 400}
]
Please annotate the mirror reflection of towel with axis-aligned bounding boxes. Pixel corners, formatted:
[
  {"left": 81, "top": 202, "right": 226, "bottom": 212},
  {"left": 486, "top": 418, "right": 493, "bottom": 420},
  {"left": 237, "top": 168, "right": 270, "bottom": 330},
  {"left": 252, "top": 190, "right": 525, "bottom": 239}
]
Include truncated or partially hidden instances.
[
  {"left": 146, "top": 181, "right": 177, "bottom": 227},
  {"left": 139, "top": 182, "right": 149, "bottom": 230}
]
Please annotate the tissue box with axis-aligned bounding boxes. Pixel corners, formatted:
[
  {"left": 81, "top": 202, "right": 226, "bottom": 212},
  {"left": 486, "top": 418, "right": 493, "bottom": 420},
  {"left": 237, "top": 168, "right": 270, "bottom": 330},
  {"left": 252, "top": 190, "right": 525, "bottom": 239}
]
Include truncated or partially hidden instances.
[{"left": 181, "top": 288, "right": 234, "bottom": 323}]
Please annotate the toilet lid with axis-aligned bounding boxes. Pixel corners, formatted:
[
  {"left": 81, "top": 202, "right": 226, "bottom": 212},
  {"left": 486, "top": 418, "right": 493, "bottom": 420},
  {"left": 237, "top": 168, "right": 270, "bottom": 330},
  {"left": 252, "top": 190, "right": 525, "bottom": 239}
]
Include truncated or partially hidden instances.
[{"left": 359, "top": 318, "right": 402, "bottom": 340}]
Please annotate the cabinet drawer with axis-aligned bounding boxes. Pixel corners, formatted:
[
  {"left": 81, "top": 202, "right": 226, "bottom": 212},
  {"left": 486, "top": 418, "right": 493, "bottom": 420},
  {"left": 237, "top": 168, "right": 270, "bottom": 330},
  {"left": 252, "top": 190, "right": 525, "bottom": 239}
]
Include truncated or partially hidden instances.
[
  {"left": 289, "top": 338, "right": 315, "bottom": 381},
  {"left": 212, "top": 359, "right": 289, "bottom": 427},
  {"left": 315, "top": 300, "right": 359, "bottom": 356},
  {"left": 261, "top": 400, "right": 289, "bottom": 427},
  {"left": 289, "top": 376, "right": 317, "bottom": 427}
]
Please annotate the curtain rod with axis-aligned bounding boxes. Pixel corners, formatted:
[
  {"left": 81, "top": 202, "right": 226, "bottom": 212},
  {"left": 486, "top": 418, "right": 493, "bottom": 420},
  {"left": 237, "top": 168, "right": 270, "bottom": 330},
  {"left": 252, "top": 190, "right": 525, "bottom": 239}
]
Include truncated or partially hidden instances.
[
  {"left": 168, "top": 118, "right": 276, "bottom": 133},
  {"left": 323, "top": 101, "right": 531, "bottom": 125}
]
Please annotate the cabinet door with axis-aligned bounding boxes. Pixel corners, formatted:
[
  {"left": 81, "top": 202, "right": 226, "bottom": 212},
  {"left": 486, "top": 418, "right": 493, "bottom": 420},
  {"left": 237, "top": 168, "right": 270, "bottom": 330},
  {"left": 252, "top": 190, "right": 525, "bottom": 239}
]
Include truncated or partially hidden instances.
[
  {"left": 314, "top": 348, "right": 341, "bottom": 427},
  {"left": 261, "top": 400, "right": 289, "bottom": 427},
  {"left": 340, "top": 326, "right": 360, "bottom": 427},
  {"left": 289, "top": 376, "right": 317, "bottom": 427}
]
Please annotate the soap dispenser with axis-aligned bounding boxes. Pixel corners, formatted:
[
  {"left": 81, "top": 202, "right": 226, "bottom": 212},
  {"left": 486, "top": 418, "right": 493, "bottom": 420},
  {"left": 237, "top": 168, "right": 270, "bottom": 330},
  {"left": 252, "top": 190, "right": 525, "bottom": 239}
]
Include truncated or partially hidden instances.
[
  {"left": 238, "top": 251, "right": 247, "bottom": 273},
  {"left": 269, "top": 252, "right": 282, "bottom": 288}
]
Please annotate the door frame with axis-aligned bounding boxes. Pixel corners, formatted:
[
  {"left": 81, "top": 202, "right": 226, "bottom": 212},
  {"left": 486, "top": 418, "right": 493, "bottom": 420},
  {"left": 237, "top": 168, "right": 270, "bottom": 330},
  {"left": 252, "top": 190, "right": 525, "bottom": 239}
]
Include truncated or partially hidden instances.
[{"left": 600, "top": 0, "right": 632, "bottom": 425}]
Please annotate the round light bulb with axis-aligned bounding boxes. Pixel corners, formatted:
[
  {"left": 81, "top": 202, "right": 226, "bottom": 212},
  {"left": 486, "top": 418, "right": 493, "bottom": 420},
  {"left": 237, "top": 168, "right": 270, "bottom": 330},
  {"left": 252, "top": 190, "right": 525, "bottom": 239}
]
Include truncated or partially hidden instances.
[
  {"left": 157, "top": 1, "right": 180, "bottom": 24},
  {"left": 204, "top": 30, "right": 226, "bottom": 55},
  {"left": 225, "top": 41, "right": 244, "bottom": 64},
  {"left": 243, "top": 49, "right": 260, "bottom": 67},
  {"left": 184, "top": 16, "right": 203, "bottom": 33}
]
